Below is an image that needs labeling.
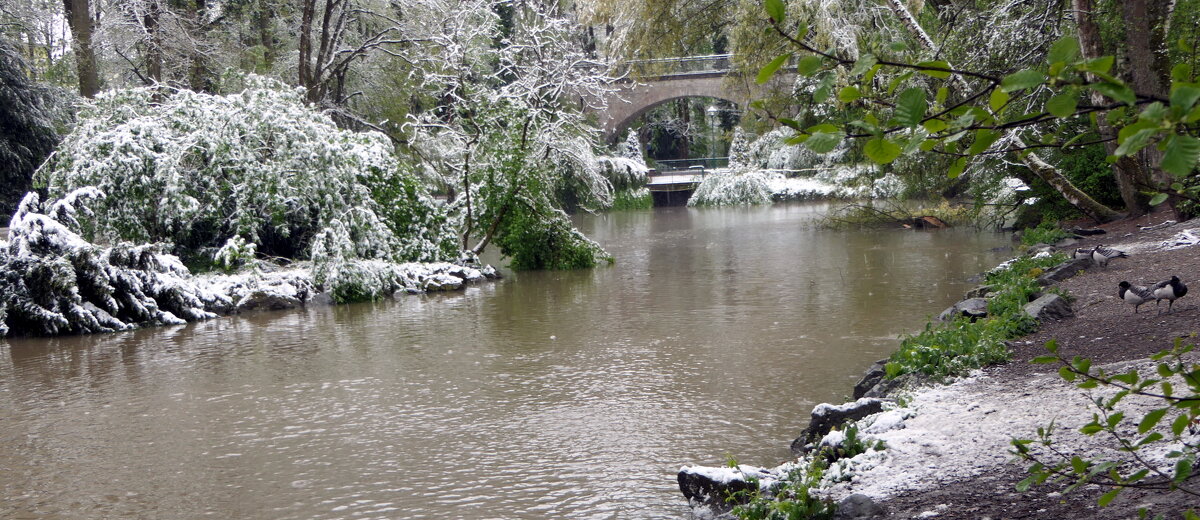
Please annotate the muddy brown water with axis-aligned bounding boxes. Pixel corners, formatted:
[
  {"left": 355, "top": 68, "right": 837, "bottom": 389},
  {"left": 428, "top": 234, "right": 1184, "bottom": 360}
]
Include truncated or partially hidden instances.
[{"left": 0, "top": 203, "right": 1012, "bottom": 519}]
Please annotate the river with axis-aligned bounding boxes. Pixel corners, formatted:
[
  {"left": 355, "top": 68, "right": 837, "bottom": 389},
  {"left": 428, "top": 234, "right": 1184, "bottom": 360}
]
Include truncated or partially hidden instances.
[{"left": 0, "top": 202, "right": 1012, "bottom": 519}]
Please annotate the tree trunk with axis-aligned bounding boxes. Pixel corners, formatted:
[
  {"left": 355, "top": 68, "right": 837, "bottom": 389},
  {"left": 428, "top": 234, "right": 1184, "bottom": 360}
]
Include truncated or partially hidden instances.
[
  {"left": 1073, "top": 0, "right": 1149, "bottom": 216},
  {"left": 885, "top": 0, "right": 1122, "bottom": 223},
  {"left": 1121, "top": 0, "right": 1179, "bottom": 216},
  {"left": 62, "top": 0, "right": 99, "bottom": 97},
  {"left": 144, "top": 0, "right": 162, "bottom": 85},
  {"left": 298, "top": 0, "right": 316, "bottom": 96}
]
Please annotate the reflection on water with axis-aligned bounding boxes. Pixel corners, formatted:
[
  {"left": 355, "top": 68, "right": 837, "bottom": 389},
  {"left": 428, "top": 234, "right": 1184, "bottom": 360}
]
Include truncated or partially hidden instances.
[{"left": 0, "top": 203, "right": 1011, "bottom": 519}]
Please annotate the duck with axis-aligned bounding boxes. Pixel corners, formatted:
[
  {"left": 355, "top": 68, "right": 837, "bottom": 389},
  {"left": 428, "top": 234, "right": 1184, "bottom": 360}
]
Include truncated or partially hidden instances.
[
  {"left": 1118, "top": 281, "right": 1155, "bottom": 313},
  {"left": 1091, "top": 245, "right": 1128, "bottom": 268},
  {"left": 1152, "top": 275, "right": 1188, "bottom": 314}
]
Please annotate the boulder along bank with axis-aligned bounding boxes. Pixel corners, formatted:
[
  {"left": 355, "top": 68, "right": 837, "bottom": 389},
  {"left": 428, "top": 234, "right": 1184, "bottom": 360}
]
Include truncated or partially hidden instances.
[{"left": 680, "top": 212, "right": 1200, "bottom": 519}]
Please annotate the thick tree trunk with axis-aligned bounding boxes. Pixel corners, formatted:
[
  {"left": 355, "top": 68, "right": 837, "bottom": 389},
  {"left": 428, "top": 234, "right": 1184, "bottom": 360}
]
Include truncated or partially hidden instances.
[
  {"left": 1073, "top": 0, "right": 1149, "bottom": 216},
  {"left": 298, "top": 0, "right": 316, "bottom": 96},
  {"left": 62, "top": 0, "right": 99, "bottom": 97},
  {"left": 885, "top": 0, "right": 1121, "bottom": 223},
  {"left": 1122, "top": 0, "right": 1178, "bottom": 216}
]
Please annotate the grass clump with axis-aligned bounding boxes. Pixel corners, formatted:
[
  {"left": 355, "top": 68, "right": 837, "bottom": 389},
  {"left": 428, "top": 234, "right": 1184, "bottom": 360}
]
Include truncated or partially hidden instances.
[
  {"left": 885, "top": 253, "right": 1068, "bottom": 380},
  {"left": 1019, "top": 223, "right": 1072, "bottom": 246}
]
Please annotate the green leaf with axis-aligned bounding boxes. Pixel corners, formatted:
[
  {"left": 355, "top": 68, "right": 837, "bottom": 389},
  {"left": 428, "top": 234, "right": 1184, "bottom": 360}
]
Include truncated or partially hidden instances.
[
  {"left": 1045, "top": 339, "right": 1059, "bottom": 354},
  {"left": 1048, "top": 36, "right": 1080, "bottom": 65},
  {"left": 1136, "top": 432, "right": 1164, "bottom": 447},
  {"left": 1149, "top": 192, "right": 1169, "bottom": 206},
  {"left": 895, "top": 87, "right": 928, "bottom": 127},
  {"left": 796, "top": 22, "right": 809, "bottom": 41},
  {"left": 1080, "top": 422, "right": 1103, "bottom": 434},
  {"left": 1172, "top": 413, "right": 1191, "bottom": 436},
  {"left": 947, "top": 157, "right": 967, "bottom": 178},
  {"left": 916, "top": 60, "right": 951, "bottom": 79},
  {"left": 1060, "top": 366, "right": 1078, "bottom": 381},
  {"left": 922, "top": 119, "right": 948, "bottom": 133},
  {"left": 804, "top": 130, "right": 844, "bottom": 153},
  {"left": 1175, "top": 459, "right": 1193, "bottom": 484},
  {"left": 764, "top": 0, "right": 786, "bottom": 23},
  {"left": 1046, "top": 88, "right": 1079, "bottom": 118},
  {"left": 1161, "top": 134, "right": 1200, "bottom": 176},
  {"left": 888, "top": 41, "right": 907, "bottom": 52},
  {"left": 919, "top": 139, "right": 938, "bottom": 151},
  {"left": 967, "top": 129, "right": 1001, "bottom": 155},
  {"left": 797, "top": 55, "right": 822, "bottom": 76},
  {"left": 989, "top": 89, "right": 1010, "bottom": 113},
  {"left": 1081, "top": 56, "right": 1115, "bottom": 75},
  {"left": 1016, "top": 475, "right": 1036, "bottom": 492},
  {"left": 1098, "top": 487, "right": 1122, "bottom": 507},
  {"left": 851, "top": 54, "right": 877, "bottom": 76},
  {"left": 1114, "top": 128, "right": 1158, "bottom": 157},
  {"left": 778, "top": 118, "right": 803, "bottom": 131},
  {"left": 838, "top": 85, "right": 862, "bottom": 103},
  {"left": 1170, "top": 84, "right": 1200, "bottom": 112},
  {"left": 1138, "top": 409, "right": 1168, "bottom": 434},
  {"left": 864, "top": 138, "right": 902, "bottom": 164},
  {"left": 936, "top": 87, "right": 949, "bottom": 106},
  {"left": 1094, "top": 81, "right": 1137, "bottom": 105},
  {"left": 887, "top": 71, "right": 914, "bottom": 96},
  {"left": 1173, "top": 64, "right": 1194, "bottom": 82},
  {"left": 1106, "top": 412, "right": 1125, "bottom": 428},
  {"left": 757, "top": 53, "right": 793, "bottom": 84},
  {"left": 1001, "top": 69, "right": 1047, "bottom": 92},
  {"left": 1031, "top": 355, "right": 1059, "bottom": 364}
]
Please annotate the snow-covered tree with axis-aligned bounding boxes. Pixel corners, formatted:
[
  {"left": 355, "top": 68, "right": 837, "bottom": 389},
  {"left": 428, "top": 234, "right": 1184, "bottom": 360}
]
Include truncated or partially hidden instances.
[
  {"left": 0, "top": 37, "right": 63, "bottom": 221},
  {"left": 405, "top": 1, "right": 619, "bottom": 269},
  {"left": 36, "top": 75, "right": 457, "bottom": 265}
]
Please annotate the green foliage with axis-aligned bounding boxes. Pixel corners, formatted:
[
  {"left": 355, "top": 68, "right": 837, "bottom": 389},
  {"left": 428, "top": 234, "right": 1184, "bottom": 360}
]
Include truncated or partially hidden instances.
[
  {"left": 495, "top": 203, "right": 612, "bottom": 271},
  {"left": 611, "top": 188, "right": 652, "bottom": 210},
  {"left": 885, "top": 253, "right": 1066, "bottom": 380},
  {"left": 1020, "top": 223, "right": 1071, "bottom": 247},
  {"left": 730, "top": 458, "right": 837, "bottom": 520},
  {"left": 1014, "top": 338, "right": 1200, "bottom": 515}
]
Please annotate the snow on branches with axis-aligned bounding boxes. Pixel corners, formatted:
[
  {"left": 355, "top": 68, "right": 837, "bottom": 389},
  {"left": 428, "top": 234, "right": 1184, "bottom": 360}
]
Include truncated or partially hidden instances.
[{"left": 36, "top": 76, "right": 457, "bottom": 266}]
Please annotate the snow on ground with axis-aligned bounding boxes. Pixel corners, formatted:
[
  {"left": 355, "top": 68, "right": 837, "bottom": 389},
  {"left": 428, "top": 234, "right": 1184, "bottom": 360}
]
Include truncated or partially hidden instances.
[{"left": 820, "top": 356, "right": 1188, "bottom": 502}]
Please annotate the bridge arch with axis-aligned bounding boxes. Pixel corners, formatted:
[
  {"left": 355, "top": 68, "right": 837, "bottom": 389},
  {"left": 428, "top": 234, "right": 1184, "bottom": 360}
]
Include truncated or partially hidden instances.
[
  {"left": 587, "top": 55, "right": 795, "bottom": 143},
  {"left": 599, "top": 75, "right": 746, "bottom": 142}
]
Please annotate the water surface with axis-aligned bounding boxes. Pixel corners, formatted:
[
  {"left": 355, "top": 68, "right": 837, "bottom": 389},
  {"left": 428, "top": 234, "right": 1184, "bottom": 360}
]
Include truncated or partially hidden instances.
[{"left": 0, "top": 203, "right": 1011, "bottom": 519}]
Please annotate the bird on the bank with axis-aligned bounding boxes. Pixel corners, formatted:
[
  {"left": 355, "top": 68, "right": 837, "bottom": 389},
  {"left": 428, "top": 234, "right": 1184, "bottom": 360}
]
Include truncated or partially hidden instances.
[
  {"left": 1118, "top": 281, "right": 1155, "bottom": 313},
  {"left": 1152, "top": 275, "right": 1189, "bottom": 314},
  {"left": 1090, "top": 245, "right": 1128, "bottom": 268}
]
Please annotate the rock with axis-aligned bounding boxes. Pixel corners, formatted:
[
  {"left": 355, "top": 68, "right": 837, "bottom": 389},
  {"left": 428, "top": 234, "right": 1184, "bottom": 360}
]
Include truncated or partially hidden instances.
[
  {"left": 309, "top": 292, "right": 335, "bottom": 306},
  {"left": 1025, "top": 243, "right": 1055, "bottom": 255},
  {"left": 678, "top": 465, "right": 771, "bottom": 518},
  {"left": 937, "top": 298, "right": 989, "bottom": 323},
  {"left": 1070, "top": 227, "right": 1106, "bottom": 236},
  {"left": 791, "top": 398, "right": 885, "bottom": 455},
  {"left": 235, "top": 289, "right": 301, "bottom": 312},
  {"left": 853, "top": 359, "right": 889, "bottom": 400},
  {"left": 1035, "top": 257, "right": 1090, "bottom": 286},
  {"left": 964, "top": 285, "right": 994, "bottom": 299},
  {"left": 482, "top": 265, "right": 502, "bottom": 279},
  {"left": 422, "top": 273, "right": 464, "bottom": 292},
  {"left": 835, "top": 494, "right": 886, "bottom": 519},
  {"left": 1024, "top": 294, "right": 1073, "bottom": 322}
]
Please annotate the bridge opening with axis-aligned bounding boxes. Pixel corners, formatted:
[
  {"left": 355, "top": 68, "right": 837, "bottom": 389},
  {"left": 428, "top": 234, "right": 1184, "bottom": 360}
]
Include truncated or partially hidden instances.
[{"left": 621, "top": 96, "right": 741, "bottom": 206}]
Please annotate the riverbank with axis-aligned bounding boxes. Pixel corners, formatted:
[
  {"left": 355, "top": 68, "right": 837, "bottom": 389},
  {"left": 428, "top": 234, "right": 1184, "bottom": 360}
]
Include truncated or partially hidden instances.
[{"left": 681, "top": 209, "right": 1200, "bottom": 519}]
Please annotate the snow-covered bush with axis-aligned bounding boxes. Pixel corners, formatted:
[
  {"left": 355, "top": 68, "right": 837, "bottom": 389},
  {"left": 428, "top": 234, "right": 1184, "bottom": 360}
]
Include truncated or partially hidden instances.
[
  {"left": 688, "top": 170, "right": 774, "bottom": 206},
  {"left": 0, "top": 192, "right": 229, "bottom": 336},
  {"left": 729, "top": 127, "right": 752, "bottom": 169},
  {"left": 1, "top": 38, "right": 65, "bottom": 220},
  {"left": 36, "top": 76, "right": 457, "bottom": 265}
]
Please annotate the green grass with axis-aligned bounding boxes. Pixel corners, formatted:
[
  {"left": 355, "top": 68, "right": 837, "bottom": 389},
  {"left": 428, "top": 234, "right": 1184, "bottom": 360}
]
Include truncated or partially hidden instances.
[
  {"left": 885, "top": 253, "right": 1068, "bottom": 381},
  {"left": 1020, "top": 223, "right": 1071, "bottom": 246}
]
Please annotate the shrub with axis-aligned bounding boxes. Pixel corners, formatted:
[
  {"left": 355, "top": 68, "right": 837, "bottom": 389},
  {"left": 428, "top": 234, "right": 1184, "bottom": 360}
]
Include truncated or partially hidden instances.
[{"left": 35, "top": 76, "right": 457, "bottom": 266}]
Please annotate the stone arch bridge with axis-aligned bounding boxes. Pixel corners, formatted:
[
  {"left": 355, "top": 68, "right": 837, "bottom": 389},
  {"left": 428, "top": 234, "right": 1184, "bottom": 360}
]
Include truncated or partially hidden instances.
[{"left": 587, "top": 54, "right": 796, "bottom": 143}]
